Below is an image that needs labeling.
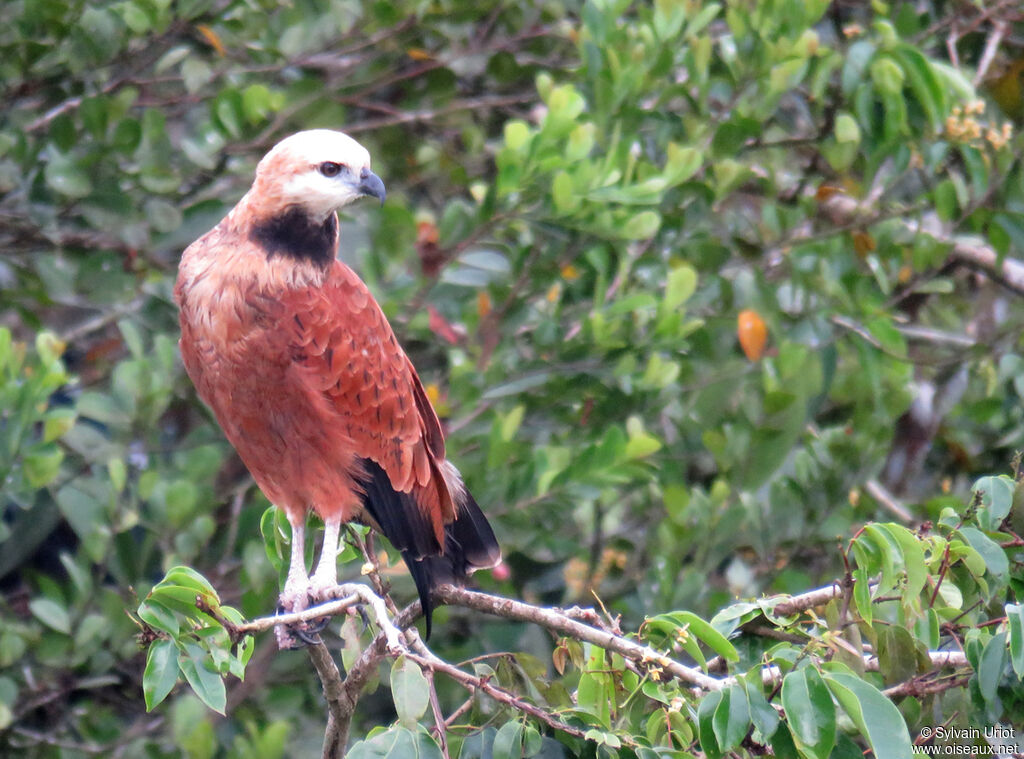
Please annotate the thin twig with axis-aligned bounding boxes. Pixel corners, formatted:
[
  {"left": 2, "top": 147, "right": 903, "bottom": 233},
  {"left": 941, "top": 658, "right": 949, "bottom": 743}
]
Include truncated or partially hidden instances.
[
  {"left": 443, "top": 694, "right": 477, "bottom": 728},
  {"left": 749, "top": 649, "right": 970, "bottom": 689},
  {"left": 973, "top": 20, "right": 1008, "bottom": 86},
  {"left": 426, "top": 670, "right": 451, "bottom": 759},
  {"left": 864, "top": 479, "right": 915, "bottom": 523},
  {"left": 401, "top": 648, "right": 604, "bottom": 744}
]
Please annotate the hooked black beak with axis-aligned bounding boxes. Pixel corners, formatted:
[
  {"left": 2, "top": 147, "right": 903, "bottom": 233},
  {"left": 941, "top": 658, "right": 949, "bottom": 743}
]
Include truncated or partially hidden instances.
[{"left": 357, "top": 167, "right": 386, "bottom": 206}]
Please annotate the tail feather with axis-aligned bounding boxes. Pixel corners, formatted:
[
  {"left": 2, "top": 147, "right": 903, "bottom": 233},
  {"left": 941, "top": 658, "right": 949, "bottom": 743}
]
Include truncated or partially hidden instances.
[{"left": 357, "top": 458, "right": 500, "bottom": 639}]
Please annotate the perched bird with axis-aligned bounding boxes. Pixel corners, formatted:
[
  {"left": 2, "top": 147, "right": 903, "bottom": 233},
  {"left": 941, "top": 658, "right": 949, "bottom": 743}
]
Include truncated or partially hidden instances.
[{"left": 174, "top": 129, "right": 500, "bottom": 647}]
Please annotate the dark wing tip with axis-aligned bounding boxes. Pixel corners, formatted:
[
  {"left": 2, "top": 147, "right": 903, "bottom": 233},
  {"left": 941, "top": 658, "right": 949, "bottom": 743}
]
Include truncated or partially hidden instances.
[{"left": 357, "top": 458, "right": 500, "bottom": 640}]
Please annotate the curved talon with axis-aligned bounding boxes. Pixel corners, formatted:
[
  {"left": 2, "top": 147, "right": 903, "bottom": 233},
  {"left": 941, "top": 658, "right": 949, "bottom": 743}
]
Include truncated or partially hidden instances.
[
  {"left": 355, "top": 603, "right": 372, "bottom": 633},
  {"left": 275, "top": 606, "right": 332, "bottom": 647},
  {"left": 293, "top": 625, "right": 324, "bottom": 646}
]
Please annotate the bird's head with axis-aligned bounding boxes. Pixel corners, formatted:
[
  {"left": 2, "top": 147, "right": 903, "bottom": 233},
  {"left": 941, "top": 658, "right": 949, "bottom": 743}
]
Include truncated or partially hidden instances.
[{"left": 253, "top": 129, "right": 386, "bottom": 221}]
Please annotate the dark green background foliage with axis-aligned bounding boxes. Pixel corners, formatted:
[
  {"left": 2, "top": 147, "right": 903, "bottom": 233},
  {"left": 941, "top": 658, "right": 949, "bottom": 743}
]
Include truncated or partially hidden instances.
[{"left": 2, "top": 0, "right": 1024, "bottom": 756}]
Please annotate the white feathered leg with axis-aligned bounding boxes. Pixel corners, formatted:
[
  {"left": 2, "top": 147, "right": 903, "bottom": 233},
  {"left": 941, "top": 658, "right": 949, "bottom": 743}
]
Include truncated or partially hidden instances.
[
  {"left": 310, "top": 516, "right": 342, "bottom": 600},
  {"left": 276, "top": 513, "right": 310, "bottom": 649}
]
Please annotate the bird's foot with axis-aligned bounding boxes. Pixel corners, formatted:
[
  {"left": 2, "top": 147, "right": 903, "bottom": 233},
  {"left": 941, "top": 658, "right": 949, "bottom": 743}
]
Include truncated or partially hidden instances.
[
  {"left": 308, "top": 570, "right": 341, "bottom": 605},
  {"left": 275, "top": 582, "right": 329, "bottom": 649},
  {"left": 275, "top": 602, "right": 330, "bottom": 648}
]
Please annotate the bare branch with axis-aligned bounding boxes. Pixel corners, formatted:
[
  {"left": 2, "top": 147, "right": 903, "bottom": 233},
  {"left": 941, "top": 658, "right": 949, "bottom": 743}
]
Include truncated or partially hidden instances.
[
  {"left": 973, "top": 20, "right": 1008, "bottom": 86},
  {"left": 819, "top": 193, "right": 1024, "bottom": 297},
  {"left": 864, "top": 479, "right": 915, "bottom": 523},
  {"left": 751, "top": 650, "right": 971, "bottom": 690},
  {"left": 434, "top": 585, "right": 723, "bottom": 690},
  {"left": 307, "top": 641, "right": 347, "bottom": 759},
  {"left": 769, "top": 581, "right": 848, "bottom": 617},
  {"left": 235, "top": 584, "right": 402, "bottom": 651},
  {"left": 233, "top": 595, "right": 361, "bottom": 635},
  {"left": 224, "top": 575, "right": 980, "bottom": 759}
]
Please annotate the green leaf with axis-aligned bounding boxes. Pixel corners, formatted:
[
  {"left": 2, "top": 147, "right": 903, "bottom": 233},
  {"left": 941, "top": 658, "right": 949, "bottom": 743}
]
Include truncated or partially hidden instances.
[
  {"left": 663, "top": 265, "right": 697, "bottom": 312},
  {"left": 712, "top": 685, "right": 749, "bottom": 751},
  {"left": 652, "top": 611, "right": 739, "bottom": 663},
  {"left": 624, "top": 431, "right": 661, "bottom": 459},
  {"left": 390, "top": 656, "right": 429, "bottom": 726},
  {"left": 566, "top": 123, "right": 595, "bottom": 161},
  {"left": 144, "top": 639, "right": 180, "bottom": 711},
  {"left": 619, "top": 211, "right": 661, "bottom": 240},
  {"left": 892, "top": 45, "right": 946, "bottom": 131},
  {"left": 664, "top": 143, "right": 702, "bottom": 184},
  {"left": 43, "top": 408, "right": 76, "bottom": 443},
  {"left": 870, "top": 56, "right": 905, "bottom": 95},
  {"left": 711, "top": 117, "right": 760, "bottom": 156},
  {"left": 744, "top": 677, "right": 780, "bottom": 739},
  {"left": 23, "top": 446, "right": 65, "bottom": 488},
  {"left": 834, "top": 113, "right": 860, "bottom": 145},
  {"left": 958, "top": 527, "right": 1009, "bottom": 582},
  {"left": 876, "top": 625, "right": 922, "bottom": 685},
  {"left": 824, "top": 672, "right": 911, "bottom": 759},
  {"left": 934, "top": 179, "right": 958, "bottom": 221},
  {"left": 241, "top": 84, "right": 274, "bottom": 124},
  {"left": 977, "top": 632, "right": 1007, "bottom": 706},
  {"left": 161, "top": 566, "right": 219, "bottom": 598},
  {"left": 504, "top": 120, "right": 531, "bottom": 150},
  {"left": 182, "top": 58, "right": 213, "bottom": 93},
  {"left": 1007, "top": 604, "right": 1024, "bottom": 679},
  {"left": 44, "top": 156, "right": 92, "bottom": 198},
  {"left": 346, "top": 726, "right": 444, "bottom": 759},
  {"left": 552, "top": 170, "right": 574, "bottom": 213},
  {"left": 112, "top": 118, "right": 142, "bottom": 152},
  {"left": 879, "top": 523, "right": 927, "bottom": 605},
  {"left": 697, "top": 690, "right": 724, "bottom": 759},
  {"left": 178, "top": 643, "right": 226, "bottom": 715},
  {"left": 866, "top": 316, "right": 906, "bottom": 356},
  {"left": 852, "top": 568, "right": 873, "bottom": 624},
  {"left": 780, "top": 668, "right": 835, "bottom": 759},
  {"left": 493, "top": 721, "right": 527, "bottom": 759},
  {"left": 138, "top": 599, "right": 180, "bottom": 636},
  {"left": 973, "top": 475, "right": 1014, "bottom": 529},
  {"left": 29, "top": 597, "right": 71, "bottom": 634}
]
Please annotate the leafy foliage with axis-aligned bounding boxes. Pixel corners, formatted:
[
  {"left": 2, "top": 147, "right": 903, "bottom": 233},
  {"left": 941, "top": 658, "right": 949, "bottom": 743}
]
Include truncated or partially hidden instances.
[{"left": 3, "top": 0, "right": 1024, "bottom": 756}]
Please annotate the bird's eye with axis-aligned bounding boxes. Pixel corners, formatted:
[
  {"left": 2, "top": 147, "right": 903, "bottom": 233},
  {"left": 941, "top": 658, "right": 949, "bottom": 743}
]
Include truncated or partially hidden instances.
[{"left": 318, "top": 161, "right": 343, "bottom": 178}]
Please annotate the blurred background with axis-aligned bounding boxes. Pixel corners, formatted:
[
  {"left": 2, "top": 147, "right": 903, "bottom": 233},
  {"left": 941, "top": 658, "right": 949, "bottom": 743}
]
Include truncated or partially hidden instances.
[{"left": 2, "top": 0, "right": 1023, "bottom": 755}]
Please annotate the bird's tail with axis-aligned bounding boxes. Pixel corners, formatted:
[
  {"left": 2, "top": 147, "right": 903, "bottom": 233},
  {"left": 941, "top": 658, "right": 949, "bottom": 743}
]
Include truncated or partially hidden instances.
[
  {"left": 406, "top": 487, "right": 501, "bottom": 639},
  {"left": 357, "top": 458, "right": 500, "bottom": 639}
]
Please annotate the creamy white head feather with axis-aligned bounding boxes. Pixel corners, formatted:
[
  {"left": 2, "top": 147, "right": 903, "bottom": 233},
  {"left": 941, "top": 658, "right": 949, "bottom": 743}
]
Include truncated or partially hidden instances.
[{"left": 255, "top": 129, "right": 380, "bottom": 220}]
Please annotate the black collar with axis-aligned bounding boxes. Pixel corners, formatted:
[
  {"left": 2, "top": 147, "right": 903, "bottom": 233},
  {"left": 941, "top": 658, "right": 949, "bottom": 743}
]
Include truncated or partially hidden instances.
[{"left": 250, "top": 208, "right": 337, "bottom": 267}]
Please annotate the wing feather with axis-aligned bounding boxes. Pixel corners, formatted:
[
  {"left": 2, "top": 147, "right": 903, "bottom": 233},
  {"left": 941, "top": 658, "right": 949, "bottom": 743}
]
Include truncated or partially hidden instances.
[{"left": 274, "top": 261, "right": 451, "bottom": 543}]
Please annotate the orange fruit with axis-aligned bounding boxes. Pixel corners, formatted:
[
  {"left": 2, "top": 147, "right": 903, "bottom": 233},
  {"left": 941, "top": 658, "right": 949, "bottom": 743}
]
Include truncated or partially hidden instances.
[{"left": 737, "top": 309, "right": 767, "bottom": 361}]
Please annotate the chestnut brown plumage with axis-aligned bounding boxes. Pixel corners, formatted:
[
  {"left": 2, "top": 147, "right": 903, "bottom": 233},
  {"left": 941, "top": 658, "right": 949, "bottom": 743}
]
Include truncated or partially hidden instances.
[{"left": 174, "top": 130, "right": 500, "bottom": 646}]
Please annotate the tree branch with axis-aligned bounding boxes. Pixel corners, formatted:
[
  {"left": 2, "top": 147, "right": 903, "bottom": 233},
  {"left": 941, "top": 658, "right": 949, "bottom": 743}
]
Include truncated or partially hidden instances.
[
  {"left": 233, "top": 595, "right": 361, "bottom": 636},
  {"left": 400, "top": 647, "right": 602, "bottom": 744},
  {"left": 769, "top": 580, "right": 849, "bottom": 617},
  {"left": 819, "top": 192, "right": 1024, "bottom": 296},
  {"left": 433, "top": 585, "right": 724, "bottom": 691},
  {"left": 231, "top": 577, "right": 978, "bottom": 756},
  {"left": 307, "top": 641, "right": 347, "bottom": 759}
]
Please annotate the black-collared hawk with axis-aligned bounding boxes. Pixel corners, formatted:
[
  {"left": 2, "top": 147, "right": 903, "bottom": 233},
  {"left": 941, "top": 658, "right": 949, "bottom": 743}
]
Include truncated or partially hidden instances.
[{"left": 174, "top": 129, "right": 500, "bottom": 647}]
